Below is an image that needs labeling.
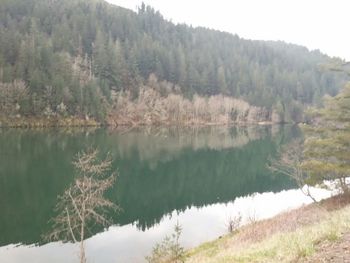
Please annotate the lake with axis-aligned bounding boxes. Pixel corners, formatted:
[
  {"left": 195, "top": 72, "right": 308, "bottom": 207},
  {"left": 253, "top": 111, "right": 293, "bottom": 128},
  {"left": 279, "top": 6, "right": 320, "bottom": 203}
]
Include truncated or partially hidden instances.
[{"left": 0, "top": 125, "right": 331, "bottom": 262}]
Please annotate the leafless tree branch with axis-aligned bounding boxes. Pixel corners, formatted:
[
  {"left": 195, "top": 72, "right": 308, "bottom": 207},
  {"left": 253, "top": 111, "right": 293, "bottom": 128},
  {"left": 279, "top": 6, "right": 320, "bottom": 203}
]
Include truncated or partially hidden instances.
[{"left": 44, "top": 149, "right": 119, "bottom": 263}]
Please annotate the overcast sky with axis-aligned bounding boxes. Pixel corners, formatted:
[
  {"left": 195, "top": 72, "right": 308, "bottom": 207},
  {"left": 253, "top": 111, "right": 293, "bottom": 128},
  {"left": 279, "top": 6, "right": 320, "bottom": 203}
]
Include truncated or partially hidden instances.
[{"left": 105, "top": 0, "right": 350, "bottom": 61}]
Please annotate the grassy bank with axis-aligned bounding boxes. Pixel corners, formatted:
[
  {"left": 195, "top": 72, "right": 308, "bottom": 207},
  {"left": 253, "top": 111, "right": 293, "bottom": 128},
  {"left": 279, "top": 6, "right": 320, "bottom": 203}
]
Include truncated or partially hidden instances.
[{"left": 186, "top": 195, "right": 350, "bottom": 262}]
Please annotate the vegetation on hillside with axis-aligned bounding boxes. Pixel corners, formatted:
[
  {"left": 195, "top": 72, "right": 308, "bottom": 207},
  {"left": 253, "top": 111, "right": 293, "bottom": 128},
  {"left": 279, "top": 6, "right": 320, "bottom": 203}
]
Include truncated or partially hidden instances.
[
  {"left": 108, "top": 74, "right": 271, "bottom": 126},
  {"left": 0, "top": 0, "right": 347, "bottom": 124}
]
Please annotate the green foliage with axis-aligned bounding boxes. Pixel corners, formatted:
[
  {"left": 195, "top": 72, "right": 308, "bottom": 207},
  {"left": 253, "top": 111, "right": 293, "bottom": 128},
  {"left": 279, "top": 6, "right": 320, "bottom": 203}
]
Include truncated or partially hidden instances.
[
  {"left": 146, "top": 223, "right": 185, "bottom": 263},
  {"left": 302, "top": 83, "right": 350, "bottom": 192},
  {"left": 0, "top": 0, "right": 347, "bottom": 122}
]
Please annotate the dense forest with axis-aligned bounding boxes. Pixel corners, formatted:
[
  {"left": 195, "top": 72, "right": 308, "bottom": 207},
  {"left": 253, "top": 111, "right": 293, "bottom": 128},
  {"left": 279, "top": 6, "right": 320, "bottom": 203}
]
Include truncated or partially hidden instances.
[{"left": 0, "top": 0, "right": 347, "bottom": 124}]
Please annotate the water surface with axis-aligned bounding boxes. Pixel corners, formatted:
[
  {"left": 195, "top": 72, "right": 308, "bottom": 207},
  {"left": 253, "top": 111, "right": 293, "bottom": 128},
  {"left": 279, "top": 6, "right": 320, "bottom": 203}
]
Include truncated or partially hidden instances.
[{"left": 0, "top": 125, "right": 320, "bottom": 262}]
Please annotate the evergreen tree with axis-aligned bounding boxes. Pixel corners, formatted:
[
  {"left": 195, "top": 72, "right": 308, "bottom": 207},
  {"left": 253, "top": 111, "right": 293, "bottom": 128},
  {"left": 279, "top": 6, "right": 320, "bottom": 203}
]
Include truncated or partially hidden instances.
[{"left": 302, "top": 83, "right": 350, "bottom": 192}]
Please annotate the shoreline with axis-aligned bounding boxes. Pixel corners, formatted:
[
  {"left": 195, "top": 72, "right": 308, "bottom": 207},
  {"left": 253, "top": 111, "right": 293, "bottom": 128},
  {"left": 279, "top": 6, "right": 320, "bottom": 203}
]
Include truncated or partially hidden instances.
[
  {"left": 0, "top": 116, "right": 101, "bottom": 128},
  {"left": 186, "top": 194, "right": 350, "bottom": 262},
  {"left": 0, "top": 116, "right": 289, "bottom": 129}
]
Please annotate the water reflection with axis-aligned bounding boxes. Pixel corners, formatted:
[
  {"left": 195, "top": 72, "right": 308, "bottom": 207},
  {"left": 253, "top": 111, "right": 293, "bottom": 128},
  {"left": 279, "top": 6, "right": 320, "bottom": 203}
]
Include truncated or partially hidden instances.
[
  {"left": 0, "top": 186, "right": 332, "bottom": 263},
  {"left": 0, "top": 125, "right": 299, "bottom": 256},
  {"left": 110, "top": 125, "right": 298, "bottom": 230}
]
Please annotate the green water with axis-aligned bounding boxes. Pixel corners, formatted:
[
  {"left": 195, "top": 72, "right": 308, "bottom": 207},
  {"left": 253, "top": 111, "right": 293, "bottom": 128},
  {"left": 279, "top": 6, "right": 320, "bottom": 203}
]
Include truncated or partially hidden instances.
[{"left": 0, "top": 125, "right": 299, "bottom": 262}]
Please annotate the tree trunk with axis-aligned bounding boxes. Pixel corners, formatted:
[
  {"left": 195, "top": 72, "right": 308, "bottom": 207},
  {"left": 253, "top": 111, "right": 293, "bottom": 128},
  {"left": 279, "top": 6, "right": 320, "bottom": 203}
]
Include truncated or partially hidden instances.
[{"left": 80, "top": 239, "right": 86, "bottom": 263}]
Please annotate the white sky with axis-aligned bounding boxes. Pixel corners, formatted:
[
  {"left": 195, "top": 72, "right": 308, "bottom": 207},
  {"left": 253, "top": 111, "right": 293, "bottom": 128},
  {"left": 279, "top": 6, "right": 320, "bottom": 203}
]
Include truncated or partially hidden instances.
[{"left": 105, "top": 0, "right": 350, "bottom": 61}]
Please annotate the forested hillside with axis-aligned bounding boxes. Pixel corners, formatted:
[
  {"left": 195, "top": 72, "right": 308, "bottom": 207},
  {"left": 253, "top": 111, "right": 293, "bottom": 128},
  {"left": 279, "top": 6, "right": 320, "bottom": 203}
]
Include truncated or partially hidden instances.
[{"left": 0, "top": 0, "right": 347, "bottom": 124}]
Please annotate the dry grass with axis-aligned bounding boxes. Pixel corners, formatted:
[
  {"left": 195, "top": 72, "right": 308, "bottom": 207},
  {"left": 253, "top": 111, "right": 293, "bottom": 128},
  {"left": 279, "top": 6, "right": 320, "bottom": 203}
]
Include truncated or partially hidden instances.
[{"left": 186, "top": 194, "right": 350, "bottom": 263}]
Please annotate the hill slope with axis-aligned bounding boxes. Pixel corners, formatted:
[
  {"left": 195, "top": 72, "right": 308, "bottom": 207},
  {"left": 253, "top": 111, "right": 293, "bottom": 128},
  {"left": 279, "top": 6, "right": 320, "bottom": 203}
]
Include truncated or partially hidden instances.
[{"left": 0, "top": 0, "right": 347, "bottom": 123}]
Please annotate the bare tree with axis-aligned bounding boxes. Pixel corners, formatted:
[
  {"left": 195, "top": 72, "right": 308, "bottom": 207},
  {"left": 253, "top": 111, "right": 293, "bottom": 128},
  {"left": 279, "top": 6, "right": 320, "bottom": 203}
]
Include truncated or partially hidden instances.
[
  {"left": 46, "top": 149, "right": 119, "bottom": 263},
  {"left": 226, "top": 213, "right": 242, "bottom": 233},
  {"left": 108, "top": 85, "right": 265, "bottom": 126},
  {"left": 268, "top": 139, "right": 317, "bottom": 202}
]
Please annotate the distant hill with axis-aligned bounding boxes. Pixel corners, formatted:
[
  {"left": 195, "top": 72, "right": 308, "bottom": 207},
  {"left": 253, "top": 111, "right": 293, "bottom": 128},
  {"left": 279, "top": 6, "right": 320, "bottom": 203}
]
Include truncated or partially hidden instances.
[{"left": 0, "top": 0, "right": 347, "bottom": 122}]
